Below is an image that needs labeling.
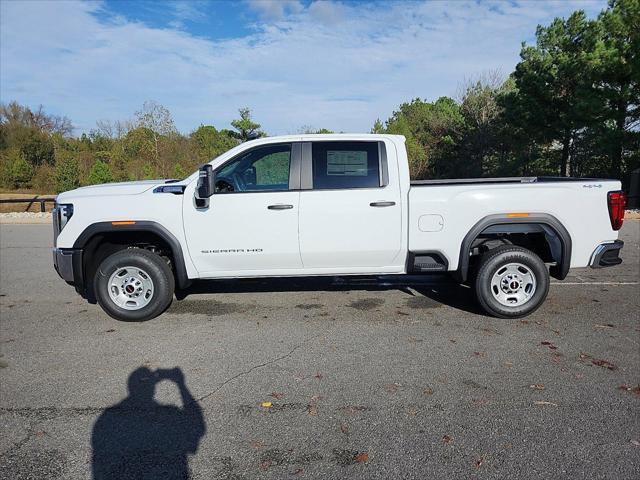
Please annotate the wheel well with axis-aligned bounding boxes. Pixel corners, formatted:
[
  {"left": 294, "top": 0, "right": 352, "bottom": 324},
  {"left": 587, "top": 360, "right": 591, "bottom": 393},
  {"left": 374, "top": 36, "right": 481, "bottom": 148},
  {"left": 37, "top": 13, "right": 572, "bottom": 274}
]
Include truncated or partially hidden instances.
[
  {"left": 459, "top": 215, "right": 572, "bottom": 282},
  {"left": 469, "top": 231, "right": 553, "bottom": 268},
  {"left": 82, "top": 231, "right": 177, "bottom": 301}
]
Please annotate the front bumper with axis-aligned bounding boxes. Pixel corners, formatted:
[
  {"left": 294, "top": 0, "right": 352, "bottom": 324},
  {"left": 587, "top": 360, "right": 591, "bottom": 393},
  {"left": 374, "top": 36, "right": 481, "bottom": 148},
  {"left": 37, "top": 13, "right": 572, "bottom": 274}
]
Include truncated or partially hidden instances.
[
  {"left": 589, "top": 240, "right": 624, "bottom": 268},
  {"left": 53, "top": 248, "right": 83, "bottom": 285}
]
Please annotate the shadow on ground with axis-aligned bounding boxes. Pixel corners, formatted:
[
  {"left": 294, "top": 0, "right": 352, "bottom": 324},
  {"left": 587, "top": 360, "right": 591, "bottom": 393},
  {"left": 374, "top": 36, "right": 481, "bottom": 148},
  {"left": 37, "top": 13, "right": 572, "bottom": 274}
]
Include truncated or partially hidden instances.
[
  {"left": 173, "top": 275, "right": 483, "bottom": 316},
  {"left": 91, "top": 367, "right": 206, "bottom": 479}
]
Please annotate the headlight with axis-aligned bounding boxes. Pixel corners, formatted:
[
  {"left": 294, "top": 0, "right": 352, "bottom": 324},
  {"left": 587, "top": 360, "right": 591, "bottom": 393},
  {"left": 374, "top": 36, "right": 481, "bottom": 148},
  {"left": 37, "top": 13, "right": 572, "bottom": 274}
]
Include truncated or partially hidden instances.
[{"left": 58, "top": 203, "right": 74, "bottom": 231}]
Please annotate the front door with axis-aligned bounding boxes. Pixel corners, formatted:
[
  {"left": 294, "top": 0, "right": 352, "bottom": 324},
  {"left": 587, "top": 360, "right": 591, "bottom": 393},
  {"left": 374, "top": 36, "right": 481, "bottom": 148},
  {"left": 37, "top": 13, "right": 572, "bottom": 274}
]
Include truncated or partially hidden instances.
[{"left": 183, "top": 143, "right": 302, "bottom": 277}]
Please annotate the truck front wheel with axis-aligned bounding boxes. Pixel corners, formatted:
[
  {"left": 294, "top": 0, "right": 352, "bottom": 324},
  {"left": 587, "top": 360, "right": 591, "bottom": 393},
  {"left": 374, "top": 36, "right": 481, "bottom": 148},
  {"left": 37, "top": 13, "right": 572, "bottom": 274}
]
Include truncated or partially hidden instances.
[
  {"left": 94, "top": 248, "right": 175, "bottom": 321},
  {"left": 474, "top": 246, "right": 549, "bottom": 318}
]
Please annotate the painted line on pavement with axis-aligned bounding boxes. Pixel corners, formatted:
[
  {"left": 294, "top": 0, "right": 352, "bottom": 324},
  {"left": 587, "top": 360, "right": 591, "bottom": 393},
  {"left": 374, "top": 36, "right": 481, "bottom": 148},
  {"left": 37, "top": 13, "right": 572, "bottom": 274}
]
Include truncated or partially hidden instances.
[{"left": 551, "top": 282, "right": 638, "bottom": 285}]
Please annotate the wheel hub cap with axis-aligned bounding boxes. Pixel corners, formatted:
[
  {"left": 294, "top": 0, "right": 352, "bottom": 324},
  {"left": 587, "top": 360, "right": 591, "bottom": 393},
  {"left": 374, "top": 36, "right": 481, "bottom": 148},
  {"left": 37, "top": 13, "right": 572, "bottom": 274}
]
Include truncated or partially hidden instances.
[
  {"left": 108, "top": 266, "right": 154, "bottom": 311},
  {"left": 490, "top": 263, "right": 537, "bottom": 307}
]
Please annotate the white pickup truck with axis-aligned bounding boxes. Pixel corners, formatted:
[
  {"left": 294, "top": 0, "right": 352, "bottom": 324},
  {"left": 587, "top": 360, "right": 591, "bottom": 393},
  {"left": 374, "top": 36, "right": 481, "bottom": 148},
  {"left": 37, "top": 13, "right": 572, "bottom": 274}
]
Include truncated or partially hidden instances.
[{"left": 52, "top": 134, "right": 626, "bottom": 321}]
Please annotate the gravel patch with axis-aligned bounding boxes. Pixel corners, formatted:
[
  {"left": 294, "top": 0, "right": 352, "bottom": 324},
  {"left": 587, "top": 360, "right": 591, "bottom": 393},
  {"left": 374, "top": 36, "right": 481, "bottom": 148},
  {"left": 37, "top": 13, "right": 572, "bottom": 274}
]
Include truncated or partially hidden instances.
[{"left": 0, "top": 212, "right": 52, "bottom": 224}]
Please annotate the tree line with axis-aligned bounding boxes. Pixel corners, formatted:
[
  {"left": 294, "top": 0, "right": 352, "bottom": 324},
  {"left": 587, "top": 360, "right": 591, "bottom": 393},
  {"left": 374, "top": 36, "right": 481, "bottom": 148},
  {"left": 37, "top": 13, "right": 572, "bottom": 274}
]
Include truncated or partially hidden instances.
[{"left": 0, "top": 0, "right": 637, "bottom": 194}]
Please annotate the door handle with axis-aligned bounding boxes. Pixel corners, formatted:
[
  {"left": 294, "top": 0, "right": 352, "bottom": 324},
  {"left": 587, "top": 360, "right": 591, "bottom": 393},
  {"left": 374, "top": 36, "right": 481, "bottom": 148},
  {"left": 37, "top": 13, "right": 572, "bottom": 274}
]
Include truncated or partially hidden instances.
[
  {"left": 370, "top": 201, "right": 396, "bottom": 207},
  {"left": 267, "top": 204, "right": 294, "bottom": 210}
]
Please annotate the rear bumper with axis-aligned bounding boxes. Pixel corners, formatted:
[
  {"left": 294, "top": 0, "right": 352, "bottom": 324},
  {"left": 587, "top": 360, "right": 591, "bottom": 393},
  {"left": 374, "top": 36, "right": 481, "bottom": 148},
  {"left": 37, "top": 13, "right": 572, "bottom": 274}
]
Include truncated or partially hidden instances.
[
  {"left": 589, "top": 240, "right": 624, "bottom": 268},
  {"left": 53, "top": 248, "right": 83, "bottom": 286}
]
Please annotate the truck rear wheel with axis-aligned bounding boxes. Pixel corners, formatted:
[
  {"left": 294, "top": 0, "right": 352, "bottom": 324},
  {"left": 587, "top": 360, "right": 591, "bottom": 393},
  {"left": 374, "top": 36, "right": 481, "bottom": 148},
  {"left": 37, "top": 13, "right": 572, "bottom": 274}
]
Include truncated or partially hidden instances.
[
  {"left": 474, "top": 245, "right": 549, "bottom": 318},
  {"left": 94, "top": 249, "right": 175, "bottom": 321}
]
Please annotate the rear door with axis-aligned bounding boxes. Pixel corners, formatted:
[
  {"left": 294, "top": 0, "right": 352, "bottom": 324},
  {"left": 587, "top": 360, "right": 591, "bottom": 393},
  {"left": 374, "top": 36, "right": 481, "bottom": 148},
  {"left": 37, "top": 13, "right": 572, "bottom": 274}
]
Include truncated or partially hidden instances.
[{"left": 298, "top": 140, "right": 403, "bottom": 271}]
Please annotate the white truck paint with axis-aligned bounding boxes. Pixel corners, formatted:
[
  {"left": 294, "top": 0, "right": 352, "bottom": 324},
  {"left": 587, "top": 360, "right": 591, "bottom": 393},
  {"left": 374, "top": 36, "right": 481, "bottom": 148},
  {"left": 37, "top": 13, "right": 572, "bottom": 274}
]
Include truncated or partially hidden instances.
[{"left": 52, "top": 134, "right": 626, "bottom": 321}]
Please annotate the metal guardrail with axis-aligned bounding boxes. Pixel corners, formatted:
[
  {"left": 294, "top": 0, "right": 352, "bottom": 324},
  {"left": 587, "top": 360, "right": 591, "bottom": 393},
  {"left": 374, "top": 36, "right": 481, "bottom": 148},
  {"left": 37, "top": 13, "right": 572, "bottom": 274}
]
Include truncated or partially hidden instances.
[{"left": 0, "top": 197, "right": 56, "bottom": 212}]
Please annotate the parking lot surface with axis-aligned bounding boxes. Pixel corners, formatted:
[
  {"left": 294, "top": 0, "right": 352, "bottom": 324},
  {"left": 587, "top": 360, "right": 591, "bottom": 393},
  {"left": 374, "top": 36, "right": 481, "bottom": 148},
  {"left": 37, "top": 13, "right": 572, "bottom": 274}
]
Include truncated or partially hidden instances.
[{"left": 1, "top": 221, "right": 639, "bottom": 479}]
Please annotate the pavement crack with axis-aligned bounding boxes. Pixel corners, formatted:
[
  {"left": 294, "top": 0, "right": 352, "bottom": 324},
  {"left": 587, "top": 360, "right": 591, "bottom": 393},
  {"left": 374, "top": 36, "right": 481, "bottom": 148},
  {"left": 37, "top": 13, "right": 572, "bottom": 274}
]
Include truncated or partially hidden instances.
[
  {"left": 196, "top": 333, "right": 321, "bottom": 404},
  {"left": 0, "top": 420, "right": 36, "bottom": 457}
]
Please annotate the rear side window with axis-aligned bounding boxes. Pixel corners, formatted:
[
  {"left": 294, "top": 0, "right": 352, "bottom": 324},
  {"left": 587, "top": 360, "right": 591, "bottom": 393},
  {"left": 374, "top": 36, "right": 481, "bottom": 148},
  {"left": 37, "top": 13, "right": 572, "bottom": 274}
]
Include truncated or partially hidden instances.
[{"left": 312, "top": 141, "right": 380, "bottom": 189}]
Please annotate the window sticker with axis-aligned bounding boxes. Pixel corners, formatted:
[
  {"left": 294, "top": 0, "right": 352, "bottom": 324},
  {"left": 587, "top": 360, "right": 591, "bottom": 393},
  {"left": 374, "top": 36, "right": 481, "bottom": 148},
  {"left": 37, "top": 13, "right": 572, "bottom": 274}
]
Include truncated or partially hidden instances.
[{"left": 326, "top": 150, "right": 368, "bottom": 176}]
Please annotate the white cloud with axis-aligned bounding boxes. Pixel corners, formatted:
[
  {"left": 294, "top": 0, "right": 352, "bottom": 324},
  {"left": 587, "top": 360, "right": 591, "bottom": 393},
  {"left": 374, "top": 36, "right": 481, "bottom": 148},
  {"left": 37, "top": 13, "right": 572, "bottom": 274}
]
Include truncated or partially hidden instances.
[
  {"left": 168, "top": 0, "right": 208, "bottom": 29},
  {"left": 0, "top": 0, "right": 607, "bottom": 134},
  {"left": 246, "top": 0, "right": 303, "bottom": 21}
]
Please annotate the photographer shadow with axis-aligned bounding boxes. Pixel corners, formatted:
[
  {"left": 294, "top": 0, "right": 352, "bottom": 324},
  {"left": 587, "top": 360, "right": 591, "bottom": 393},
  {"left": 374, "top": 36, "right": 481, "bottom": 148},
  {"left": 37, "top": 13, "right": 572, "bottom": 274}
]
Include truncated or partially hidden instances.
[{"left": 91, "top": 367, "right": 206, "bottom": 480}]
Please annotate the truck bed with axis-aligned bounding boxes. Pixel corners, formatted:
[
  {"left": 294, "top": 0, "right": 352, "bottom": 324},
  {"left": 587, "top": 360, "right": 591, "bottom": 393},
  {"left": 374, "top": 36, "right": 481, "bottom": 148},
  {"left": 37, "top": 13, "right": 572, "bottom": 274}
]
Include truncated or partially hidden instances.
[{"left": 407, "top": 177, "right": 621, "bottom": 271}]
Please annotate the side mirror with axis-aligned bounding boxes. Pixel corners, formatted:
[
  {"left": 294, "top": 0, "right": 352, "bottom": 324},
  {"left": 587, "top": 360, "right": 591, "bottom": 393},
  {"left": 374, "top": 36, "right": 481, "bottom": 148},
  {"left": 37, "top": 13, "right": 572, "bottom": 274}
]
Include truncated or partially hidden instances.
[{"left": 195, "top": 164, "right": 215, "bottom": 208}]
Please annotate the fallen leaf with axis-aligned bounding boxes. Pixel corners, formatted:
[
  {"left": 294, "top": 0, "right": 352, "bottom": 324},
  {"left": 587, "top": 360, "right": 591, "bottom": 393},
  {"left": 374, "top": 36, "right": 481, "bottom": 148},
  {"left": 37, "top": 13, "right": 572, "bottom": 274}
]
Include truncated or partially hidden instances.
[
  {"left": 594, "top": 324, "right": 615, "bottom": 329},
  {"left": 250, "top": 440, "right": 265, "bottom": 449},
  {"left": 473, "top": 351, "right": 486, "bottom": 357},
  {"left": 503, "top": 361, "right": 513, "bottom": 368},
  {"left": 631, "top": 439, "right": 640, "bottom": 447},
  {"left": 384, "top": 383, "right": 401, "bottom": 393},
  {"left": 475, "top": 456, "right": 484, "bottom": 469},
  {"left": 541, "top": 341, "right": 558, "bottom": 350},
  {"left": 260, "top": 460, "right": 272, "bottom": 471},
  {"left": 34, "top": 430, "right": 46, "bottom": 438},
  {"left": 442, "top": 435, "right": 453, "bottom": 444},
  {"left": 355, "top": 452, "right": 369, "bottom": 463},
  {"left": 449, "top": 338, "right": 457, "bottom": 343},
  {"left": 618, "top": 384, "right": 640, "bottom": 397},
  {"left": 579, "top": 352, "right": 592, "bottom": 360},
  {"left": 423, "top": 387, "right": 434, "bottom": 396},
  {"left": 592, "top": 359, "right": 617, "bottom": 370},
  {"left": 261, "top": 401, "right": 273, "bottom": 408},
  {"left": 529, "top": 384, "right": 545, "bottom": 390},
  {"left": 105, "top": 328, "right": 115, "bottom": 333},
  {"left": 339, "top": 405, "right": 369, "bottom": 414},
  {"left": 406, "top": 406, "right": 418, "bottom": 416},
  {"left": 534, "top": 401, "right": 558, "bottom": 406},
  {"left": 314, "top": 372, "right": 323, "bottom": 380},
  {"left": 307, "top": 404, "right": 318, "bottom": 416},
  {"left": 270, "top": 392, "right": 284, "bottom": 400},
  {"left": 340, "top": 423, "right": 349, "bottom": 434}
]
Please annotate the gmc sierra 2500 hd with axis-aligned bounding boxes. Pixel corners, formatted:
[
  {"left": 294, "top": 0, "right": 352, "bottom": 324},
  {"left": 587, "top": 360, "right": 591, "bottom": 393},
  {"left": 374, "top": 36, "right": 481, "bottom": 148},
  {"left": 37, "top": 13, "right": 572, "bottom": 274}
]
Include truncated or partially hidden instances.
[{"left": 53, "top": 134, "right": 626, "bottom": 321}]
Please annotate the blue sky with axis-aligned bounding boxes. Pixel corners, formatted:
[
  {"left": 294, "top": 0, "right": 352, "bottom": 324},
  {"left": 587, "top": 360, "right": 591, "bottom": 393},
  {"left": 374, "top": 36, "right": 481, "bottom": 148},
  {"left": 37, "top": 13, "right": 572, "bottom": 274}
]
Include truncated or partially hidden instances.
[{"left": 0, "top": 0, "right": 607, "bottom": 135}]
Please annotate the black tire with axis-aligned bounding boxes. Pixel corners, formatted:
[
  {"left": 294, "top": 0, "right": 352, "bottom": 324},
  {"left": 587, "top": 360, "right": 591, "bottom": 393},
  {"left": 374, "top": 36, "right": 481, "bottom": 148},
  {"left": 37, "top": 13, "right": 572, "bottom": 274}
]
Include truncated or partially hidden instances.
[
  {"left": 94, "top": 248, "right": 175, "bottom": 321},
  {"left": 474, "top": 245, "right": 549, "bottom": 319}
]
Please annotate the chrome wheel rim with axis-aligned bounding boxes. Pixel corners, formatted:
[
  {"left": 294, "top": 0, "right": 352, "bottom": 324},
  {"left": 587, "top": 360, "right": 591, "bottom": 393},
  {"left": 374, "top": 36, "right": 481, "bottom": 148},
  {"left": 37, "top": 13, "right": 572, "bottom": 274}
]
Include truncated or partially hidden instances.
[
  {"left": 490, "top": 262, "right": 536, "bottom": 307},
  {"left": 107, "top": 266, "right": 154, "bottom": 310}
]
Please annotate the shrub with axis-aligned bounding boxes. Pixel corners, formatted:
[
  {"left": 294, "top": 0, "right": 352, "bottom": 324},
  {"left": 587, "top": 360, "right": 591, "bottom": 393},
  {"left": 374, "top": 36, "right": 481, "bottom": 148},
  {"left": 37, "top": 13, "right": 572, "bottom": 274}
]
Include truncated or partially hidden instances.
[
  {"left": 87, "top": 160, "right": 113, "bottom": 185},
  {"left": 0, "top": 148, "right": 34, "bottom": 188},
  {"left": 55, "top": 155, "right": 80, "bottom": 193}
]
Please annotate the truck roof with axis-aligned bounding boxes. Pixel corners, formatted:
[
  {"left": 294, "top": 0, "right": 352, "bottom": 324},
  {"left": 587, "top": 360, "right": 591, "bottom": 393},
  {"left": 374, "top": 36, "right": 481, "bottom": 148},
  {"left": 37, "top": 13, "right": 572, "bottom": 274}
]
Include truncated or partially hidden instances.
[{"left": 241, "top": 133, "right": 406, "bottom": 147}]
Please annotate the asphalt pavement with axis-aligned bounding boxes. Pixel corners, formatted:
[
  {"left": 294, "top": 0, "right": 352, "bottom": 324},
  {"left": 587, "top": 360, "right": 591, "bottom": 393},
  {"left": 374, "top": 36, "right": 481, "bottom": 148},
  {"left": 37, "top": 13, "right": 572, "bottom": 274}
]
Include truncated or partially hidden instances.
[{"left": 0, "top": 221, "right": 639, "bottom": 479}]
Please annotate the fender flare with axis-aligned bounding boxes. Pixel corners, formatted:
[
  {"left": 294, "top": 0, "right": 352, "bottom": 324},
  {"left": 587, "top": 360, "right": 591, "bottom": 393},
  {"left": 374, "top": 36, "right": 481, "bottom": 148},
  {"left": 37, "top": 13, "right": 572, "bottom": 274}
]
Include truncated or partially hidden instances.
[
  {"left": 458, "top": 213, "right": 572, "bottom": 282},
  {"left": 73, "top": 221, "right": 191, "bottom": 289}
]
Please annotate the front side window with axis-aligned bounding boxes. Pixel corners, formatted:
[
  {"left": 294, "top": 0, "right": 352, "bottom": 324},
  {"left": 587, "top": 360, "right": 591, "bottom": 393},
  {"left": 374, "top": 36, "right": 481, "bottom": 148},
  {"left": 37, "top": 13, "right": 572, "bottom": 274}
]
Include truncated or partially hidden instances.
[
  {"left": 312, "top": 141, "right": 380, "bottom": 189},
  {"left": 215, "top": 144, "right": 291, "bottom": 193}
]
